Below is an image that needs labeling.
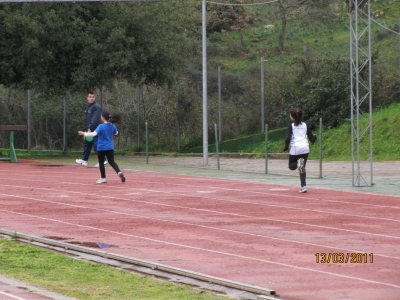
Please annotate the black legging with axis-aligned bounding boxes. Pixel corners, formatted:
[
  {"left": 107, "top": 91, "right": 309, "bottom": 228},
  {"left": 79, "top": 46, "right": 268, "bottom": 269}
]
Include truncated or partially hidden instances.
[
  {"left": 97, "top": 150, "right": 121, "bottom": 179},
  {"left": 288, "top": 153, "right": 309, "bottom": 187}
]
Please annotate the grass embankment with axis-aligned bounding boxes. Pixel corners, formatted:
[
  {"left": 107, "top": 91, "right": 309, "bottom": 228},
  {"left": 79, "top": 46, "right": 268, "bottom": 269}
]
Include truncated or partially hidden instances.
[
  {"left": 0, "top": 239, "right": 229, "bottom": 300},
  {"left": 249, "top": 103, "right": 400, "bottom": 161},
  {"left": 8, "top": 102, "right": 400, "bottom": 162}
]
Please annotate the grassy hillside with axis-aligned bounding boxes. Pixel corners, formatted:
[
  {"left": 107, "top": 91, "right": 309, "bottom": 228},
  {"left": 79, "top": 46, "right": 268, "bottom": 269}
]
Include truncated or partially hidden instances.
[
  {"left": 244, "top": 103, "right": 400, "bottom": 161},
  {"left": 209, "top": 0, "right": 400, "bottom": 72},
  {"left": 197, "top": 0, "right": 400, "bottom": 160}
]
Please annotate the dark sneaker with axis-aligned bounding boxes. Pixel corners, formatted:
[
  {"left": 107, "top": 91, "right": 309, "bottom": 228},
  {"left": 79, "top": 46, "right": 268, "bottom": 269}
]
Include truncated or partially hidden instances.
[{"left": 118, "top": 172, "right": 126, "bottom": 183}]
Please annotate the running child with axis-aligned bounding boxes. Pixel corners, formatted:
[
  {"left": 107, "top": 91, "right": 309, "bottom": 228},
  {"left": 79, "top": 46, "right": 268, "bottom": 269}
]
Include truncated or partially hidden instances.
[
  {"left": 283, "top": 108, "right": 317, "bottom": 193},
  {"left": 78, "top": 111, "right": 126, "bottom": 184}
]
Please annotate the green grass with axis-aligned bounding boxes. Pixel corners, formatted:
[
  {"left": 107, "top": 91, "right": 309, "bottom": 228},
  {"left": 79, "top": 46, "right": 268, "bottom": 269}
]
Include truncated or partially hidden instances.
[
  {"left": 247, "top": 103, "right": 400, "bottom": 161},
  {"left": 9, "top": 101, "right": 400, "bottom": 161},
  {"left": 0, "top": 239, "right": 229, "bottom": 300},
  {"left": 211, "top": 1, "right": 400, "bottom": 74}
]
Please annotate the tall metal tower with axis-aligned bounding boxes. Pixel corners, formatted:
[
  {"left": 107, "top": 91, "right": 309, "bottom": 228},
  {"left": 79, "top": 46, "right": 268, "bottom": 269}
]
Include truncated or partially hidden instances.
[{"left": 349, "top": 0, "right": 373, "bottom": 187}]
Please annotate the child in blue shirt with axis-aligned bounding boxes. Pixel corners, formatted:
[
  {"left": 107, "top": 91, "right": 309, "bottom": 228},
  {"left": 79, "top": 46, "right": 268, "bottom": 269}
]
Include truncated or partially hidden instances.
[{"left": 78, "top": 111, "right": 126, "bottom": 184}]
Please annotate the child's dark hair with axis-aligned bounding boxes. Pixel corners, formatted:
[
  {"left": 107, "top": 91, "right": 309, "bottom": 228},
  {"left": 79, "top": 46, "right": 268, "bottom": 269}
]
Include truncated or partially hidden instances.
[
  {"left": 102, "top": 111, "right": 121, "bottom": 124},
  {"left": 289, "top": 107, "right": 303, "bottom": 126}
]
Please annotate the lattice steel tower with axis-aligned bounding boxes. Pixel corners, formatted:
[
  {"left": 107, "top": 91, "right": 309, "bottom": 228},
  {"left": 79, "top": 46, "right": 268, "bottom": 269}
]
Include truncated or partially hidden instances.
[{"left": 349, "top": 0, "right": 373, "bottom": 187}]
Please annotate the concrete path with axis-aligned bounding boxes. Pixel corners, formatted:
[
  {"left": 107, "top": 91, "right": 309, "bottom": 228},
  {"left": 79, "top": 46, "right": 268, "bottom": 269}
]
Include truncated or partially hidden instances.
[
  {"left": 0, "top": 274, "right": 77, "bottom": 300},
  {"left": 118, "top": 155, "right": 400, "bottom": 196}
]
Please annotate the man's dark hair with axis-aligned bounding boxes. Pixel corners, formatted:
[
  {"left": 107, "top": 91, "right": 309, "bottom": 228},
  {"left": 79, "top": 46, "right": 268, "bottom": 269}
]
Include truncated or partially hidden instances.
[{"left": 88, "top": 91, "right": 94, "bottom": 95}]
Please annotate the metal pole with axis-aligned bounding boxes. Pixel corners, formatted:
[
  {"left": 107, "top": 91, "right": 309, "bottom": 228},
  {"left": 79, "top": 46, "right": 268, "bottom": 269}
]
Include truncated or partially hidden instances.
[
  {"left": 63, "top": 96, "right": 67, "bottom": 153},
  {"left": 145, "top": 121, "right": 148, "bottom": 164},
  {"left": 261, "top": 57, "right": 264, "bottom": 133},
  {"left": 355, "top": 3, "right": 360, "bottom": 187},
  {"left": 319, "top": 118, "right": 322, "bottom": 178},
  {"left": 202, "top": 0, "right": 208, "bottom": 165},
  {"left": 368, "top": 2, "right": 373, "bottom": 186},
  {"left": 27, "top": 90, "right": 31, "bottom": 150},
  {"left": 177, "top": 84, "right": 181, "bottom": 152},
  {"left": 349, "top": 2, "right": 355, "bottom": 186},
  {"left": 265, "top": 124, "right": 268, "bottom": 174},
  {"left": 137, "top": 86, "right": 140, "bottom": 151},
  {"left": 100, "top": 88, "right": 102, "bottom": 108},
  {"left": 303, "top": 45, "right": 307, "bottom": 60},
  {"left": 218, "top": 66, "right": 222, "bottom": 142},
  {"left": 214, "top": 123, "right": 220, "bottom": 170}
]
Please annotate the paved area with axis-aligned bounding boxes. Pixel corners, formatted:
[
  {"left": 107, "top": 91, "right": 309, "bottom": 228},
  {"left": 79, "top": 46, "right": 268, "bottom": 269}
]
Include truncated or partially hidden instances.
[
  {"left": 118, "top": 155, "right": 400, "bottom": 196},
  {"left": 1, "top": 155, "right": 399, "bottom": 300},
  {"left": 0, "top": 274, "right": 77, "bottom": 300}
]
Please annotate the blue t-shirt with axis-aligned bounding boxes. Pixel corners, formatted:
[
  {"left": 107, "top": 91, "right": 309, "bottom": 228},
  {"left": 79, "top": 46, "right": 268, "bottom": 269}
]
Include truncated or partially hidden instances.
[{"left": 94, "top": 123, "right": 118, "bottom": 151}]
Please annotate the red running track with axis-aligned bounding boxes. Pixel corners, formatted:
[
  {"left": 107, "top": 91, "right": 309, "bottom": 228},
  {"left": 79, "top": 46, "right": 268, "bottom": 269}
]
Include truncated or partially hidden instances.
[{"left": 0, "top": 160, "right": 399, "bottom": 300}]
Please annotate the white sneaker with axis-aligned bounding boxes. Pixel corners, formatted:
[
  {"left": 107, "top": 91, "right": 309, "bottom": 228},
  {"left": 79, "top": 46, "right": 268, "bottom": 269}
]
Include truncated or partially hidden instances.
[
  {"left": 96, "top": 178, "right": 107, "bottom": 184},
  {"left": 76, "top": 159, "right": 88, "bottom": 166},
  {"left": 95, "top": 161, "right": 108, "bottom": 167},
  {"left": 299, "top": 186, "right": 307, "bottom": 193}
]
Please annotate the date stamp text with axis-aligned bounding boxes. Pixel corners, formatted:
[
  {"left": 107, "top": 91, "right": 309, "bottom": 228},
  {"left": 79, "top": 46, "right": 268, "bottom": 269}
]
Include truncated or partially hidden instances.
[{"left": 315, "top": 253, "right": 373, "bottom": 263}]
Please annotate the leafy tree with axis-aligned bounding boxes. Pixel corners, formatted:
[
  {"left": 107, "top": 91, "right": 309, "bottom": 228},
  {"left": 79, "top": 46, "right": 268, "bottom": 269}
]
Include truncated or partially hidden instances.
[
  {"left": 272, "top": 0, "right": 335, "bottom": 52},
  {"left": 207, "top": 1, "right": 253, "bottom": 50},
  {"left": 0, "top": 1, "right": 200, "bottom": 93},
  {"left": 279, "top": 56, "right": 350, "bottom": 129}
]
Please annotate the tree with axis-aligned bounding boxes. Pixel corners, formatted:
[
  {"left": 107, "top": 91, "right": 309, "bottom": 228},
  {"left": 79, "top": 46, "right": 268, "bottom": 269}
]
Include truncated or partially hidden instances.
[
  {"left": 279, "top": 56, "right": 350, "bottom": 129},
  {"left": 0, "top": 1, "right": 200, "bottom": 93},
  {"left": 207, "top": 1, "right": 252, "bottom": 50},
  {"left": 273, "top": 0, "right": 335, "bottom": 53}
]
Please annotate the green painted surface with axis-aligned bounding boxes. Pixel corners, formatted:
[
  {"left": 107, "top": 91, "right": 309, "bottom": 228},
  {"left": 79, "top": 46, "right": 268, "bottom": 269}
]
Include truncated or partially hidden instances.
[{"left": 181, "top": 128, "right": 286, "bottom": 154}]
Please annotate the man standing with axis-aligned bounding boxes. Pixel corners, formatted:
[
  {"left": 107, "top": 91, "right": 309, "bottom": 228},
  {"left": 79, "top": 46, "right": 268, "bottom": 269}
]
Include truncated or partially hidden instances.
[{"left": 76, "top": 91, "right": 104, "bottom": 166}]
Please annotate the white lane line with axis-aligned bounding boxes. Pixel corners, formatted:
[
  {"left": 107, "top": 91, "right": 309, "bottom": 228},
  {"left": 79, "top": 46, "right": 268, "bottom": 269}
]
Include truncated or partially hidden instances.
[
  {"left": 0, "top": 291, "right": 27, "bottom": 300},
  {"left": 1, "top": 187, "right": 400, "bottom": 239},
  {"left": 2, "top": 173, "right": 400, "bottom": 212},
  {"left": 2, "top": 179, "right": 400, "bottom": 227},
  {"left": 1, "top": 191, "right": 400, "bottom": 261},
  {"left": 1, "top": 208, "right": 400, "bottom": 290}
]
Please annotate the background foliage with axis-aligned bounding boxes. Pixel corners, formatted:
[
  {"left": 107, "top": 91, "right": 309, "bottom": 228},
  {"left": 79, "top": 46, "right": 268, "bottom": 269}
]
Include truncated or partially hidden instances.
[{"left": 0, "top": 0, "right": 399, "bottom": 153}]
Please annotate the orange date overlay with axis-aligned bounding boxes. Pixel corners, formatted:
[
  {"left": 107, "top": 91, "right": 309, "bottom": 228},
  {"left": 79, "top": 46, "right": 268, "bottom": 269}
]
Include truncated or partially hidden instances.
[{"left": 315, "top": 253, "right": 373, "bottom": 263}]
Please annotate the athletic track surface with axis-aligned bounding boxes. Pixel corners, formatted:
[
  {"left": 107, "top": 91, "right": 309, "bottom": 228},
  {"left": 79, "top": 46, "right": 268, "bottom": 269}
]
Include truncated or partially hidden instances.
[{"left": 0, "top": 160, "right": 399, "bottom": 300}]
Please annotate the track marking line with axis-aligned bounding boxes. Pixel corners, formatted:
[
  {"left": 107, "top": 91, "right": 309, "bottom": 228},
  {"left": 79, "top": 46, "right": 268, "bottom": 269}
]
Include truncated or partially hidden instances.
[
  {"left": 1, "top": 208, "right": 400, "bottom": 290},
  {"left": 1, "top": 192, "right": 400, "bottom": 261},
  {"left": 3, "top": 173, "right": 400, "bottom": 210},
  {"left": 2, "top": 186, "right": 400, "bottom": 240},
  {"left": 2, "top": 179, "right": 400, "bottom": 226},
  {"left": 0, "top": 291, "right": 27, "bottom": 300}
]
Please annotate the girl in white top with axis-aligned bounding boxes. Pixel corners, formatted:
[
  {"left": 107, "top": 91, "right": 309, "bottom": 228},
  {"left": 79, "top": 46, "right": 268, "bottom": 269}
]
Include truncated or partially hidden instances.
[{"left": 283, "top": 108, "right": 317, "bottom": 193}]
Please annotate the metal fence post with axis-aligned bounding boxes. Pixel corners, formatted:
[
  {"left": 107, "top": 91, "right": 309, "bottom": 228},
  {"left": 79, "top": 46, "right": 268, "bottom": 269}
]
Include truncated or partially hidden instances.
[
  {"left": 63, "top": 96, "right": 67, "bottom": 153},
  {"left": 261, "top": 57, "right": 264, "bottom": 133},
  {"left": 265, "top": 124, "right": 268, "bottom": 174},
  {"left": 214, "top": 123, "right": 220, "bottom": 170},
  {"left": 319, "top": 118, "right": 322, "bottom": 178},
  {"left": 28, "top": 90, "right": 31, "bottom": 150},
  {"left": 145, "top": 121, "right": 148, "bottom": 164}
]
